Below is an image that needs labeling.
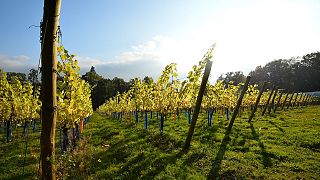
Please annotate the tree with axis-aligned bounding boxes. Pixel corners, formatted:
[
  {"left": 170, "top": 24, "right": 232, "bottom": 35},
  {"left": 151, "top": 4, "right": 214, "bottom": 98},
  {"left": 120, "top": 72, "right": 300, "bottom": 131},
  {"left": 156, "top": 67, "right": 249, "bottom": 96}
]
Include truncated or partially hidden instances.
[
  {"left": 92, "top": 79, "right": 114, "bottom": 109},
  {"left": 143, "top": 76, "right": 154, "bottom": 84},
  {"left": 81, "top": 66, "right": 103, "bottom": 87},
  {"left": 249, "top": 52, "right": 320, "bottom": 92},
  {"left": 6, "top": 72, "right": 27, "bottom": 83},
  {"left": 28, "top": 68, "right": 40, "bottom": 85},
  {"left": 218, "top": 71, "right": 246, "bottom": 86}
]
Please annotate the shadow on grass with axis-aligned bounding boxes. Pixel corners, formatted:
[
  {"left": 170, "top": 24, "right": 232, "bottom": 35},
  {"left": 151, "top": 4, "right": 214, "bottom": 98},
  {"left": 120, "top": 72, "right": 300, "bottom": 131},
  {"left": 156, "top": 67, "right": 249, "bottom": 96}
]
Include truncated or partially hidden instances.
[
  {"left": 88, "top": 120, "right": 185, "bottom": 179},
  {"left": 0, "top": 129, "right": 40, "bottom": 179},
  {"left": 143, "top": 151, "right": 184, "bottom": 178},
  {"left": 91, "top": 140, "right": 184, "bottom": 179},
  {"left": 249, "top": 123, "right": 272, "bottom": 167},
  {"left": 207, "top": 122, "right": 274, "bottom": 178},
  {"left": 207, "top": 128, "right": 232, "bottom": 179},
  {"left": 267, "top": 120, "right": 285, "bottom": 133},
  {"left": 146, "top": 133, "right": 183, "bottom": 152}
]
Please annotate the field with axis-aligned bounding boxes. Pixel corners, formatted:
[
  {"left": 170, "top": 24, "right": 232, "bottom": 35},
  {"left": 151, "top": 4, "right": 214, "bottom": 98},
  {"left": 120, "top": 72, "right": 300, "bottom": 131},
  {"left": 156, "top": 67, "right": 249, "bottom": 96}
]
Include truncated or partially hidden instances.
[{"left": 1, "top": 106, "right": 320, "bottom": 179}]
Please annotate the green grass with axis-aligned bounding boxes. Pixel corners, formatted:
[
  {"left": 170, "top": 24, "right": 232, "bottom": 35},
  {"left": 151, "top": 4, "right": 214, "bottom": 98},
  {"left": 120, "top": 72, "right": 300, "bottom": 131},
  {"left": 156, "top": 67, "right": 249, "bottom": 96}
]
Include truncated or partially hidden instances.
[
  {"left": 0, "top": 124, "right": 40, "bottom": 179},
  {"left": 1, "top": 106, "right": 320, "bottom": 179}
]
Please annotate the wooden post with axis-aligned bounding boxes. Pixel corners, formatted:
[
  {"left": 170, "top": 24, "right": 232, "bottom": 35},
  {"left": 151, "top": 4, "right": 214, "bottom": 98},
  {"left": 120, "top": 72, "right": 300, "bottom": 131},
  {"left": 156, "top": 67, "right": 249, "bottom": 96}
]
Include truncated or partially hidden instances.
[
  {"left": 287, "top": 92, "right": 295, "bottom": 109},
  {"left": 273, "top": 90, "right": 283, "bottom": 113},
  {"left": 281, "top": 91, "right": 290, "bottom": 110},
  {"left": 183, "top": 61, "right": 213, "bottom": 151},
  {"left": 268, "top": 86, "right": 278, "bottom": 114},
  {"left": 302, "top": 94, "right": 309, "bottom": 106},
  {"left": 292, "top": 92, "right": 299, "bottom": 107},
  {"left": 298, "top": 93, "right": 305, "bottom": 106},
  {"left": 262, "top": 85, "right": 275, "bottom": 116},
  {"left": 306, "top": 95, "right": 312, "bottom": 106},
  {"left": 248, "top": 82, "right": 267, "bottom": 122},
  {"left": 79, "top": 119, "right": 84, "bottom": 133},
  {"left": 40, "top": 0, "right": 62, "bottom": 179},
  {"left": 227, "top": 76, "right": 251, "bottom": 131}
]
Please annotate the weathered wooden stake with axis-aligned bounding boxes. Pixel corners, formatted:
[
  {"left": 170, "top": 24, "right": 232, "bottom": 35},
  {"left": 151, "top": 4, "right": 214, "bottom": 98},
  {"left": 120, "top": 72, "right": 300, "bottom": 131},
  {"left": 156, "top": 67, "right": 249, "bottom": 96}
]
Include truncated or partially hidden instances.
[
  {"left": 292, "top": 92, "right": 299, "bottom": 107},
  {"left": 298, "top": 93, "right": 305, "bottom": 106},
  {"left": 281, "top": 91, "right": 290, "bottom": 110},
  {"left": 306, "top": 95, "right": 312, "bottom": 105},
  {"left": 183, "top": 60, "right": 213, "bottom": 151},
  {"left": 227, "top": 76, "right": 251, "bottom": 131},
  {"left": 302, "top": 94, "right": 308, "bottom": 106},
  {"left": 273, "top": 90, "right": 283, "bottom": 113},
  {"left": 262, "top": 85, "right": 275, "bottom": 116},
  {"left": 248, "top": 82, "right": 267, "bottom": 122},
  {"left": 268, "top": 86, "right": 278, "bottom": 114},
  {"left": 40, "top": 0, "right": 61, "bottom": 179},
  {"left": 287, "top": 92, "right": 295, "bottom": 109}
]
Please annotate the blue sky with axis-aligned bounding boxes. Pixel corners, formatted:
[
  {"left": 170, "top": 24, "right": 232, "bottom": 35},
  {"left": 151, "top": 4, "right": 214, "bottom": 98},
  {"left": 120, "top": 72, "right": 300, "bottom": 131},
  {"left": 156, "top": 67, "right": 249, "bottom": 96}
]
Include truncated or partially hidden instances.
[{"left": 1, "top": 0, "right": 320, "bottom": 81}]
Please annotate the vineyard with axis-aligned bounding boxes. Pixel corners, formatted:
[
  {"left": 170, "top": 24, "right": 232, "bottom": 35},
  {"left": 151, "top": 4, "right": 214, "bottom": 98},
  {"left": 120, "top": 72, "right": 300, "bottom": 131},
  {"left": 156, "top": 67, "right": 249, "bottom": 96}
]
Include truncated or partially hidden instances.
[
  {"left": 1, "top": 104, "right": 320, "bottom": 179},
  {"left": 1, "top": 1, "right": 320, "bottom": 179},
  {"left": 96, "top": 46, "right": 319, "bottom": 136},
  {"left": 1, "top": 42, "right": 320, "bottom": 179},
  {"left": 0, "top": 45, "right": 93, "bottom": 151}
]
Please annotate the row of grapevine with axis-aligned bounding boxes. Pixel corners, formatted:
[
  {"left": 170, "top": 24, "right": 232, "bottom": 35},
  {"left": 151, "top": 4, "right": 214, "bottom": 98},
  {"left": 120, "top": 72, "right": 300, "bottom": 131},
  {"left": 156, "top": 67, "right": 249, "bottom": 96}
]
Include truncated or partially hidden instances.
[
  {"left": 97, "top": 45, "right": 216, "bottom": 132},
  {"left": 56, "top": 45, "right": 93, "bottom": 151},
  {"left": 0, "top": 46, "right": 93, "bottom": 151},
  {"left": 0, "top": 69, "right": 41, "bottom": 142},
  {"left": 97, "top": 47, "right": 319, "bottom": 134}
]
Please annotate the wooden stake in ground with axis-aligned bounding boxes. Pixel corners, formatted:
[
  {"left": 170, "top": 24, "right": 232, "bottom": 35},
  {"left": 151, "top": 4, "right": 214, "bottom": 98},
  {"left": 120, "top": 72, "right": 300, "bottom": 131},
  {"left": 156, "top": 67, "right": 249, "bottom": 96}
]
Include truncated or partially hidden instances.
[
  {"left": 281, "top": 91, "right": 290, "bottom": 110},
  {"left": 298, "top": 93, "right": 305, "bottom": 107},
  {"left": 40, "top": 0, "right": 62, "bottom": 179},
  {"left": 302, "top": 94, "right": 308, "bottom": 106},
  {"left": 227, "top": 76, "right": 251, "bottom": 132},
  {"left": 183, "top": 60, "right": 213, "bottom": 151},
  {"left": 287, "top": 92, "right": 295, "bottom": 109},
  {"left": 262, "top": 85, "right": 275, "bottom": 116},
  {"left": 292, "top": 92, "right": 299, "bottom": 107},
  {"left": 268, "top": 86, "right": 278, "bottom": 114},
  {"left": 248, "top": 81, "right": 267, "bottom": 123},
  {"left": 273, "top": 89, "right": 284, "bottom": 113}
]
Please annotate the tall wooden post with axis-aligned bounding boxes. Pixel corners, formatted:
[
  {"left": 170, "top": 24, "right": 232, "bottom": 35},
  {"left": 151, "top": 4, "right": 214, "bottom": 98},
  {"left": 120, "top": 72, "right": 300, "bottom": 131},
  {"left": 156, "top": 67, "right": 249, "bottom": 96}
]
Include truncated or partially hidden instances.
[
  {"left": 302, "top": 94, "right": 308, "bottom": 106},
  {"left": 262, "top": 85, "right": 275, "bottom": 116},
  {"left": 298, "top": 93, "right": 305, "bottom": 106},
  {"left": 292, "top": 92, "right": 299, "bottom": 107},
  {"left": 227, "top": 76, "right": 251, "bottom": 131},
  {"left": 40, "top": 0, "right": 62, "bottom": 179},
  {"left": 306, "top": 95, "right": 312, "bottom": 105},
  {"left": 287, "top": 92, "right": 295, "bottom": 109},
  {"left": 268, "top": 86, "right": 278, "bottom": 114},
  {"left": 273, "top": 90, "right": 283, "bottom": 113},
  {"left": 281, "top": 91, "right": 290, "bottom": 110},
  {"left": 183, "top": 61, "right": 212, "bottom": 151},
  {"left": 248, "top": 82, "right": 267, "bottom": 122}
]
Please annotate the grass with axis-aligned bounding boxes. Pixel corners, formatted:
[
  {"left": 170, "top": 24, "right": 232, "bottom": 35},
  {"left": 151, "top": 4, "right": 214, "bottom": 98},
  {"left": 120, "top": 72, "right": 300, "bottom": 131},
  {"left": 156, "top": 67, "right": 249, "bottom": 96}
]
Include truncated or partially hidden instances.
[{"left": 1, "top": 106, "right": 320, "bottom": 179}]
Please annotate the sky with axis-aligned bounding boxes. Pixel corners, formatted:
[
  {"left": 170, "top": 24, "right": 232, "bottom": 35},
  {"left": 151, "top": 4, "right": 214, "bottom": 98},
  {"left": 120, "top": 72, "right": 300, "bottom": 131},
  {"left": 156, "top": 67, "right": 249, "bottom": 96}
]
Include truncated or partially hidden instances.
[{"left": 0, "top": 0, "right": 320, "bottom": 82}]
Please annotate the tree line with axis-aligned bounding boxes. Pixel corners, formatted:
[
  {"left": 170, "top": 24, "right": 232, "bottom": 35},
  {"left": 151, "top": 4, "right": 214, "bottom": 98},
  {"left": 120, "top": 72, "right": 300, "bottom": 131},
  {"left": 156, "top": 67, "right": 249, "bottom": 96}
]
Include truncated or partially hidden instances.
[
  {"left": 81, "top": 66, "right": 154, "bottom": 110},
  {"left": 4, "top": 51, "right": 319, "bottom": 110},
  {"left": 218, "top": 51, "right": 320, "bottom": 92}
]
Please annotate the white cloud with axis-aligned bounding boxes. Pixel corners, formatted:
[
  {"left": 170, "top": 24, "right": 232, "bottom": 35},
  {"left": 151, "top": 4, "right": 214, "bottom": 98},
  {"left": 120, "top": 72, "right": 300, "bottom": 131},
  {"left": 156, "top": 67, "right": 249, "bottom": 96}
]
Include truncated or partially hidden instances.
[
  {"left": 76, "top": 35, "right": 181, "bottom": 79},
  {"left": 75, "top": 35, "right": 214, "bottom": 80},
  {"left": 0, "top": 54, "right": 34, "bottom": 72},
  {"left": 76, "top": 56, "right": 105, "bottom": 68}
]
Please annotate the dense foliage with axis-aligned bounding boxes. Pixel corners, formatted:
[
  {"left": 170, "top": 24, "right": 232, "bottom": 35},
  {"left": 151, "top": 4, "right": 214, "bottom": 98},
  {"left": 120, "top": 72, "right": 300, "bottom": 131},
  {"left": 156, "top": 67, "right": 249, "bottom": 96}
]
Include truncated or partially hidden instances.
[{"left": 219, "top": 52, "right": 320, "bottom": 92}]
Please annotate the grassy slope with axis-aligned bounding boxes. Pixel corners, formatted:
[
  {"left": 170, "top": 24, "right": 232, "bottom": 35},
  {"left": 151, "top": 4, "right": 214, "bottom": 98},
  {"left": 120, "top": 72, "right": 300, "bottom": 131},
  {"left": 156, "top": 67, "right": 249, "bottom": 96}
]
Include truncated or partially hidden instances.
[{"left": 1, "top": 106, "right": 320, "bottom": 179}]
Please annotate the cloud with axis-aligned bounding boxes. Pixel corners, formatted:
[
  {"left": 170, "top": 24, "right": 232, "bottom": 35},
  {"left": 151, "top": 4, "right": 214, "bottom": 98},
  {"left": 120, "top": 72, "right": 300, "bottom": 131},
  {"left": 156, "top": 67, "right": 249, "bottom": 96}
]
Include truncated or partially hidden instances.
[
  {"left": 76, "top": 35, "right": 178, "bottom": 80},
  {"left": 95, "top": 59, "right": 164, "bottom": 80},
  {"left": 0, "top": 54, "right": 35, "bottom": 73},
  {"left": 0, "top": 35, "right": 220, "bottom": 82},
  {"left": 74, "top": 34, "right": 235, "bottom": 82}
]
